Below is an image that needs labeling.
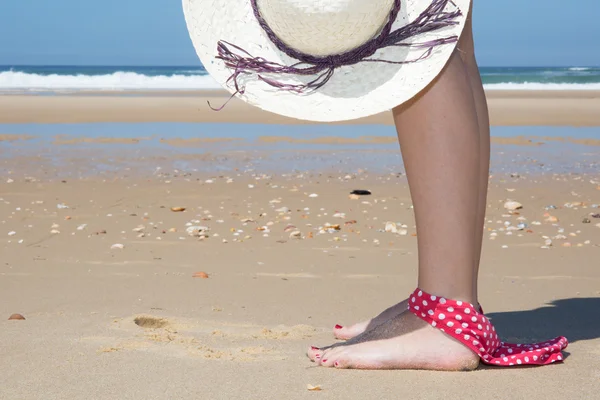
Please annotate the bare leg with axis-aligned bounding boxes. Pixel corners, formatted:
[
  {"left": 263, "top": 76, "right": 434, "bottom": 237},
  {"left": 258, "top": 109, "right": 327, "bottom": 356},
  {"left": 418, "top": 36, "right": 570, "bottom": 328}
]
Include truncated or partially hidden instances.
[
  {"left": 333, "top": 8, "right": 490, "bottom": 340},
  {"left": 459, "top": 9, "right": 490, "bottom": 300},
  {"left": 307, "top": 49, "right": 482, "bottom": 370}
]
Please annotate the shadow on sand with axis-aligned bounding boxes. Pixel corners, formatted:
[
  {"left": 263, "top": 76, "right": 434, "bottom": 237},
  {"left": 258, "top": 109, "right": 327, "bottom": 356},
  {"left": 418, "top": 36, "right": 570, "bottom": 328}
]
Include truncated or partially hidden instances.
[{"left": 485, "top": 297, "right": 600, "bottom": 345}]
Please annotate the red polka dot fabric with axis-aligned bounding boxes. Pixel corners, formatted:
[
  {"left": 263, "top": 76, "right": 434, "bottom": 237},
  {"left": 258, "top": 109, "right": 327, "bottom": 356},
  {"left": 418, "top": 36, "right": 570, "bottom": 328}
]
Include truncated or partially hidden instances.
[{"left": 408, "top": 288, "right": 568, "bottom": 366}]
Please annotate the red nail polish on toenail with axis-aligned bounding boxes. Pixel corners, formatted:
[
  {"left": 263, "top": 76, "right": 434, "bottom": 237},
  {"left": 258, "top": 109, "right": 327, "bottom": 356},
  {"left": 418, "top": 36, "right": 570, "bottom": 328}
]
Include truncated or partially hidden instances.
[
  {"left": 335, "top": 324, "right": 343, "bottom": 329},
  {"left": 334, "top": 361, "right": 339, "bottom": 367},
  {"left": 322, "top": 359, "right": 327, "bottom": 363},
  {"left": 311, "top": 346, "right": 319, "bottom": 350}
]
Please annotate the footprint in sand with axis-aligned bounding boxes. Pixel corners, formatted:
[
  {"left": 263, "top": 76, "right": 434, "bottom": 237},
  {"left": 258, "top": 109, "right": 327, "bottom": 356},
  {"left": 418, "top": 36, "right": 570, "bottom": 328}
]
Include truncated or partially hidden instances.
[{"left": 91, "top": 315, "right": 318, "bottom": 362}]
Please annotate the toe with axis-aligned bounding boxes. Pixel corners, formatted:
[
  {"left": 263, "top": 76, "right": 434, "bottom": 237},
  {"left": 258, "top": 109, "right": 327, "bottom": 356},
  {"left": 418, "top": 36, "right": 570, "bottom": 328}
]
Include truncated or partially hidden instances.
[
  {"left": 333, "top": 359, "right": 348, "bottom": 369},
  {"left": 333, "top": 325, "right": 359, "bottom": 340},
  {"left": 306, "top": 346, "right": 323, "bottom": 362},
  {"left": 332, "top": 324, "right": 351, "bottom": 340},
  {"left": 319, "top": 356, "right": 337, "bottom": 368},
  {"left": 319, "top": 347, "right": 344, "bottom": 368}
]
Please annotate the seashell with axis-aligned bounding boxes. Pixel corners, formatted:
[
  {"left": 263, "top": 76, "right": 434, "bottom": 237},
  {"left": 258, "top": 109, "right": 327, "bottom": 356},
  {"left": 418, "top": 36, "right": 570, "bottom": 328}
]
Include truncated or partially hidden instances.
[
  {"left": 8, "top": 313, "right": 25, "bottom": 320},
  {"left": 385, "top": 222, "right": 398, "bottom": 233},
  {"left": 283, "top": 225, "right": 297, "bottom": 232},
  {"left": 111, "top": 243, "right": 125, "bottom": 250},
  {"left": 289, "top": 231, "right": 302, "bottom": 238},
  {"left": 192, "top": 272, "right": 209, "bottom": 279},
  {"left": 170, "top": 207, "right": 186, "bottom": 212},
  {"left": 186, "top": 226, "right": 210, "bottom": 237},
  {"left": 503, "top": 201, "right": 523, "bottom": 211}
]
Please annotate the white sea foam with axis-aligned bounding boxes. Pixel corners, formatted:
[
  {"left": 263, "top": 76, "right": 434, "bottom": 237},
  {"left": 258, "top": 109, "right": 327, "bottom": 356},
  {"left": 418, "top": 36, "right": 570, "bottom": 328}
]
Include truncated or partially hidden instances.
[
  {"left": 1, "top": 71, "right": 600, "bottom": 91},
  {"left": 0, "top": 71, "right": 221, "bottom": 90},
  {"left": 568, "top": 67, "right": 592, "bottom": 71}
]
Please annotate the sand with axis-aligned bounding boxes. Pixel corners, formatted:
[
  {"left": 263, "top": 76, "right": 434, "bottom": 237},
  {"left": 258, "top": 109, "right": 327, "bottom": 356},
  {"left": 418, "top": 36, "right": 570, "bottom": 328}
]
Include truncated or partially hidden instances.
[
  {"left": 1, "top": 92, "right": 600, "bottom": 399},
  {"left": 1, "top": 90, "right": 600, "bottom": 126}
]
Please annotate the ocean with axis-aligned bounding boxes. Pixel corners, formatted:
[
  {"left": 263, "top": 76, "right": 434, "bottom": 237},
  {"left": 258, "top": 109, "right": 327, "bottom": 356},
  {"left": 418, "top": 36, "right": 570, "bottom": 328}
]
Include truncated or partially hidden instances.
[{"left": 1, "top": 65, "right": 599, "bottom": 92}]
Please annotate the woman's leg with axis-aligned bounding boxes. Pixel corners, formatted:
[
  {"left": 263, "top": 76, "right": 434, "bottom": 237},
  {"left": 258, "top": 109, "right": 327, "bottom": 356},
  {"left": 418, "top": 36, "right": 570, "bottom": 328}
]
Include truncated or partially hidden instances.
[
  {"left": 306, "top": 46, "right": 484, "bottom": 370},
  {"left": 333, "top": 8, "right": 490, "bottom": 340},
  {"left": 459, "top": 9, "right": 491, "bottom": 300}
]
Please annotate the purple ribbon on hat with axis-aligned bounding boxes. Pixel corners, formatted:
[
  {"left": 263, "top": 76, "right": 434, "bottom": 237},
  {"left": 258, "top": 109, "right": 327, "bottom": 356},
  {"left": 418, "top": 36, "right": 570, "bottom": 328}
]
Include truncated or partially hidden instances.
[{"left": 210, "top": 0, "right": 462, "bottom": 111}]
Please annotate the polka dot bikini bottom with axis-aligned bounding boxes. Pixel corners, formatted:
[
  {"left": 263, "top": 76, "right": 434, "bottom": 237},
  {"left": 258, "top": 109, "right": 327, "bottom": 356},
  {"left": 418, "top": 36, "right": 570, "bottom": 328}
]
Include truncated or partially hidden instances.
[{"left": 408, "top": 288, "right": 568, "bottom": 366}]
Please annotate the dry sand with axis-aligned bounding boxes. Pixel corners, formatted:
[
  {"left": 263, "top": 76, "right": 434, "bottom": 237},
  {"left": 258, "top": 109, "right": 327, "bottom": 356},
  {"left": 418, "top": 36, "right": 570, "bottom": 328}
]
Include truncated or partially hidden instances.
[
  {"left": 1, "top": 90, "right": 600, "bottom": 125},
  {"left": 2, "top": 166, "right": 600, "bottom": 399}
]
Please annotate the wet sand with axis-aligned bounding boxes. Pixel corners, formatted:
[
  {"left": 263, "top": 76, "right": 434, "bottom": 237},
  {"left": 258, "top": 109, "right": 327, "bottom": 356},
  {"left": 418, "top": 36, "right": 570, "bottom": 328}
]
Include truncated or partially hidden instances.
[{"left": 1, "top": 90, "right": 600, "bottom": 125}]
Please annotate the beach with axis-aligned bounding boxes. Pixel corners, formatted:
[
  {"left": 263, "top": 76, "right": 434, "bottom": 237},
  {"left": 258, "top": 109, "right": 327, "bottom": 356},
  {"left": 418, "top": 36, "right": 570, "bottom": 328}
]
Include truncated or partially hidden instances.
[
  {"left": 1, "top": 90, "right": 600, "bottom": 126},
  {"left": 1, "top": 90, "right": 600, "bottom": 399}
]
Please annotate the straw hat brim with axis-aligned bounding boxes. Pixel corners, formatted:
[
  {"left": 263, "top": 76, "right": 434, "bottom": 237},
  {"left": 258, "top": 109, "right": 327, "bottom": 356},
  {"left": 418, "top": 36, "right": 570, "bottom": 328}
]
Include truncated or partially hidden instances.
[{"left": 183, "top": 0, "right": 471, "bottom": 122}]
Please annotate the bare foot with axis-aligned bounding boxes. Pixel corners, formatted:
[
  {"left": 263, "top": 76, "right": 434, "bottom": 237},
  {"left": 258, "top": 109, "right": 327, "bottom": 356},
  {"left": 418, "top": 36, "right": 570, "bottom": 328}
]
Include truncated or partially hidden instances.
[
  {"left": 333, "top": 299, "right": 409, "bottom": 340},
  {"left": 334, "top": 299, "right": 483, "bottom": 341},
  {"left": 310, "top": 311, "right": 479, "bottom": 370}
]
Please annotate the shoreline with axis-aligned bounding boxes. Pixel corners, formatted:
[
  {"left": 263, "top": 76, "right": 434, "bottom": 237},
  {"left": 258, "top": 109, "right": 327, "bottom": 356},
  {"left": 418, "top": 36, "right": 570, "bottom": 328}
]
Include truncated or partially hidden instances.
[{"left": 1, "top": 90, "right": 600, "bottom": 126}]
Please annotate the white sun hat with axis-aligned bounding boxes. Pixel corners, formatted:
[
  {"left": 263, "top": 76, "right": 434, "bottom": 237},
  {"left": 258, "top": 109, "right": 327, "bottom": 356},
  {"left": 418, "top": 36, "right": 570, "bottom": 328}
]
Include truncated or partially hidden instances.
[{"left": 182, "top": 0, "right": 470, "bottom": 122}]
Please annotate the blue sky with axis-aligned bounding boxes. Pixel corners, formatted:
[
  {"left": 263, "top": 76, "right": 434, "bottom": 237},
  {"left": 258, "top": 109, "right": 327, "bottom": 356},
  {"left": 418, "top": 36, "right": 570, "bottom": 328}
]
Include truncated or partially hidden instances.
[{"left": 0, "top": 0, "right": 597, "bottom": 67}]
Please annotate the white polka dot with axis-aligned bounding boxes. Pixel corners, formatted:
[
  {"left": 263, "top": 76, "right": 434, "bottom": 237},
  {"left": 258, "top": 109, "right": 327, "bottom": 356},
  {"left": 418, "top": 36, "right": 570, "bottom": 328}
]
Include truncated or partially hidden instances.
[
  {"left": 473, "top": 340, "right": 479, "bottom": 346},
  {"left": 479, "top": 347, "right": 485, "bottom": 352},
  {"left": 418, "top": 290, "right": 423, "bottom": 296},
  {"left": 414, "top": 306, "right": 420, "bottom": 311},
  {"left": 507, "top": 348, "right": 513, "bottom": 354},
  {"left": 533, "top": 356, "right": 538, "bottom": 361},
  {"left": 422, "top": 300, "right": 428, "bottom": 306},
  {"left": 478, "top": 324, "right": 483, "bottom": 330},
  {"left": 517, "top": 359, "right": 522, "bottom": 365},
  {"left": 486, "top": 340, "right": 490, "bottom": 345},
  {"left": 427, "top": 309, "right": 434, "bottom": 315},
  {"left": 438, "top": 313, "right": 446, "bottom": 320},
  {"left": 446, "top": 321, "right": 454, "bottom": 327},
  {"left": 486, "top": 325, "right": 490, "bottom": 331},
  {"left": 462, "top": 323, "right": 468, "bottom": 329},
  {"left": 430, "top": 295, "right": 437, "bottom": 301},
  {"left": 524, "top": 357, "right": 529, "bottom": 362},
  {"left": 483, "top": 332, "right": 487, "bottom": 338},
  {"left": 471, "top": 316, "right": 477, "bottom": 322},
  {"left": 421, "top": 313, "right": 426, "bottom": 317},
  {"left": 440, "top": 298, "right": 446, "bottom": 304},
  {"left": 509, "top": 363, "right": 514, "bottom": 366},
  {"left": 432, "top": 321, "right": 437, "bottom": 327},
  {"left": 447, "top": 307, "right": 454, "bottom": 312},
  {"left": 464, "top": 334, "right": 470, "bottom": 340},
  {"left": 557, "top": 355, "right": 562, "bottom": 360},
  {"left": 464, "top": 308, "right": 471, "bottom": 314},
  {"left": 455, "top": 315, "right": 462, "bottom": 321},
  {"left": 457, "top": 301, "right": 463, "bottom": 306},
  {"left": 455, "top": 328, "right": 462, "bottom": 334},
  {"left": 503, "top": 357, "right": 508, "bottom": 362}
]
